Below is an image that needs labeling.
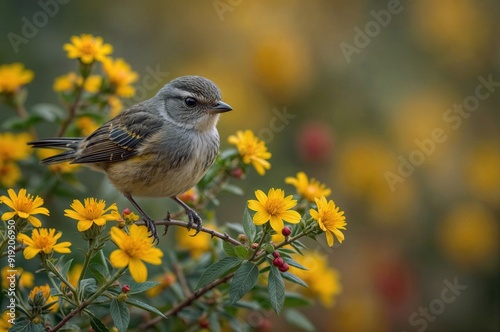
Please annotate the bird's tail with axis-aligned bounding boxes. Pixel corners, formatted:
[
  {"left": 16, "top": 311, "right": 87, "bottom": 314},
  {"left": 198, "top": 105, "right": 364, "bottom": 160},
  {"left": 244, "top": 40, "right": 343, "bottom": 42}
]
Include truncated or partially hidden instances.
[{"left": 28, "top": 138, "right": 83, "bottom": 165}]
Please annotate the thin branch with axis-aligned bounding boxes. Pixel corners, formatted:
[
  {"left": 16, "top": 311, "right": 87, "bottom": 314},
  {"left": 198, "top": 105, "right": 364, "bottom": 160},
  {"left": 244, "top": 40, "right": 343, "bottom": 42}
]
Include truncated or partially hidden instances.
[
  {"left": 135, "top": 218, "right": 241, "bottom": 246},
  {"left": 172, "top": 262, "right": 192, "bottom": 298},
  {"left": 140, "top": 272, "right": 235, "bottom": 329}
]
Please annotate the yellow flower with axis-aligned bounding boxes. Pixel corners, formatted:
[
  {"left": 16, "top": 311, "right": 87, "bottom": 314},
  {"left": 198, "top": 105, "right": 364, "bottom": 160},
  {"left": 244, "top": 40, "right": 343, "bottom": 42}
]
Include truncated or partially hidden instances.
[
  {"left": 1, "top": 266, "right": 34, "bottom": 289},
  {"left": 64, "top": 198, "right": 118, "bottom": 232},
  {"left": 146, "top": 272, "right": 176, "bottom": 297},
  {"left": 76, "top": 116, "right": 100, "bottom": 136},
  {"left": 17, "top": 228, "right": 71, "bottom": 260},
  {"left": 437, "top": 203, "right": 499, "bottom": 269},
  {"left": 36, "top": 149, "right": 79, "bottom": 174},
  {"left": 63, "top": 34, "right": 113, "bottom": 64},
  {"left": 108, "top": 96, "right": 123, "bottom": 117},
  {"left": 0, "top": 132, "right": 32, "bottom": 161},
  {"left": 310, "top": 196, "right": 346, "bottom": 247},
  {"left": 0, "top": 160, "right": 21, "bottom": 187},
  {"left": 53, "top": 72, "right": 102, "bottom": 93},
  {"left": 102, "top": 58, "right": 138, "bottom": 97},
  {"left": 177, "top": 222, "right": 217, "bottom": 259},
  {"left": 0, "top": 188, "right": 49, "bottom": 227},
  {"left": 228, "top": 130, "right": 271, "bottom": 175},
  {"left": 292, "top": 251, "right": 342, "bottom": 307},
  {"left": 29, "top": 284, "right": 59, "bottom": 313},
  {"left": 285, "top": 172, "right": 331, "bottom": 202},
  {"left": 0, "top": 310, "right": 14, "bottom": 331},
  {"left": 53, "top": 72, "right": 79, "bottom": 92},
  {"left": 109, "top": 225, "right": 164, "bottom": 282},
  {"left": 0, "top": 63, "right": 34, "bottom": 94},
  {"left": 84, "top": 75, "right": 102, "bottom": 93},
  {"left": 67, "top": 263, "right": 83, "bottom": 288},
  {"left": 248, "top": 188, "right": 301, "bottom": 232}
]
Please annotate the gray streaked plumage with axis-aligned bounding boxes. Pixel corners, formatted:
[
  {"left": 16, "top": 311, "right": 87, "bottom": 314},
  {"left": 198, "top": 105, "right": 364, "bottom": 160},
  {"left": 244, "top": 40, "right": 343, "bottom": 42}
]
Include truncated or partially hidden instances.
[{"left": 29, "top": 75, "right": 232, "bottom": 243}]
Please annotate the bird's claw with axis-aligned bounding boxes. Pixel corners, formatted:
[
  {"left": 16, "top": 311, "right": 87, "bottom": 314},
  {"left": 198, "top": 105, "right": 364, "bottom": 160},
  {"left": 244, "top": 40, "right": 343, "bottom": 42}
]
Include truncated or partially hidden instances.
[
  {"left": 143, "top": 216, "right": 159, "bottom": 245},
  {"left": 186, "top": 209, "right": 202, "bottom": 236}
]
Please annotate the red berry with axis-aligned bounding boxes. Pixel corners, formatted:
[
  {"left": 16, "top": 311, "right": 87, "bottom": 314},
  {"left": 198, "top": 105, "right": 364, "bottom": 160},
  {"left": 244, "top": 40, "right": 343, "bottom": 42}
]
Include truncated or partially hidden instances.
[
  {"left": 273, "top": 257, "right": 284, "bottom": 267},
  {"left": 281, "top": 226, "right": 291, "bottom": 237},
  {"left": 278, "top": 263, "right": 289, "bottom": 272},
  {"left": 199, "top": 318, "right": 209, "bottom": 329},
  {"left": 230, "top": 167, "right": 245, "bottom": 179},
  {"left": 121, "top": 284, "right": 131, "bottom": 293},
  {"left": 272, "top": 251, "right": 280, "bottom": 258}
]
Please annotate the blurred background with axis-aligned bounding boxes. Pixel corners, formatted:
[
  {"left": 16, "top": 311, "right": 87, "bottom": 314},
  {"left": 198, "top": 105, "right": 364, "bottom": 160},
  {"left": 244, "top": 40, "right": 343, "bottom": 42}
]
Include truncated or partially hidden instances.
[{"left": 1, "top": 0, "right": 499, "bottom": 331}]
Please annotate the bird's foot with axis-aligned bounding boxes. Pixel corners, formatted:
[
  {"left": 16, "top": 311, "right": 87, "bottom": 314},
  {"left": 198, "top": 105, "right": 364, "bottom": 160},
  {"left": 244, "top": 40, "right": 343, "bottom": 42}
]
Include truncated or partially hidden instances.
[
  {"left": 143, "top": 216, "right": 159, "bottom": 245},
  {"left": 186, "top": 208, "right": 202, "bottom": 236}
]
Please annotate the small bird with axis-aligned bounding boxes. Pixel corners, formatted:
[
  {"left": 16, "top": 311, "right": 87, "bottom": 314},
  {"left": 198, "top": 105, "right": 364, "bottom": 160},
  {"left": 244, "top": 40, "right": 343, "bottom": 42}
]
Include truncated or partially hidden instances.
[{"left": 29, "top": 75, "right": 232, "bottom": 243}]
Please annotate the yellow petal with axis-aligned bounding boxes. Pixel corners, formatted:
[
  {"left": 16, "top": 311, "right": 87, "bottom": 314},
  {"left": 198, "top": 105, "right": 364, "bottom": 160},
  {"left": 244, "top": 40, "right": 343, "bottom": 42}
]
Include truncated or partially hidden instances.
[
  {"left": 23, "top": 246, "right": 41, "bottom": 260},
  {"left": 140, "top": 248, "right": 163, "bottom": 265},
  {"left": 77, "top": 220, "right": 93, "bottom": 232},
  {"left": 253, "top": 211, "right": 270, "bottom": 225},
  {"left": 281, "top": 210, "right": 301, "bottom": 224},
  {"left": 254, "top": 190, "right": 268, "bottom": 205},
  {"left": 325, "top": 231, "right": 334, "bottom": 247},
  {"left": 110, "top": 250, "right": 130, "bottom": 268},
  {"left": 269, "top": 216, "right": 284, "bottom": 233},
  {"left": 128, "top": 258, "right": 147, "bottom": 282}
]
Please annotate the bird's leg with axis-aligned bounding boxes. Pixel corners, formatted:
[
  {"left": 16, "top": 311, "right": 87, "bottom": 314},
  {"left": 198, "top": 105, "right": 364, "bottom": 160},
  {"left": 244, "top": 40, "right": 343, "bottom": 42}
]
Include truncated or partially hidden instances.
[
  {"left": 123, "top": 193, "right": 159, "bottom": 244},
  {"left": 172, "top": 196, "right": 202, "bottom": 236}
]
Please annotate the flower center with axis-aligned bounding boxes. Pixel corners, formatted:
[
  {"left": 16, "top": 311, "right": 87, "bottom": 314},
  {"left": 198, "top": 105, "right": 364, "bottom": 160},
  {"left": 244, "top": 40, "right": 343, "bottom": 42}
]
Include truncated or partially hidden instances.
[
  {"left": 123, "top": 238, "right": 147, "bottom": 258},
  {"left": 81, "top": 42, "right": 97, "bottom": 55},
  {"left": 265, "top": 197, "right": 285, "bottom": 216},
  {"left": 85, "top": 202, "right": 104, "bottom": 220},
  {"left": 16, "top": 196, "right": 33, "bottom": 214}
]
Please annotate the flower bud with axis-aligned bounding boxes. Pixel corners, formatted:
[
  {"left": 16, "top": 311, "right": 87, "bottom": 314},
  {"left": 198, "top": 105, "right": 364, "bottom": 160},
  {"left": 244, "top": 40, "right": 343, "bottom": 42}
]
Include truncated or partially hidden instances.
[
  {"left": 230, "top": 167, "right": 245, "bottom": 179},
  {"left": 122, "top": 208, "right": 131, "bottom": 215},
  {"left": 278, "top": 262, "right": 289, "bottom": 272},
  {"left": 281, "top": 226, "right": 291, "bottom": 237},
  {"left": 251, "top": 243, "right": 259, "bottom": 250},
  {"left": 121, "top": 284, "right": 131, "bottom": 293},
  {"left": 238, "top": 234, "right": 247, "bottom": 243},
  {"left": 272, "top": 257, "right": 284, "bottom": 267}
]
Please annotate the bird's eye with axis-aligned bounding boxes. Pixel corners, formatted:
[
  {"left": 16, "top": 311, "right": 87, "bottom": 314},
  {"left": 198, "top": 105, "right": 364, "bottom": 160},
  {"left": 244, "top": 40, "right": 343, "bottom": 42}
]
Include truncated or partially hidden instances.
[{"left": 184, "top": 97, "right": 197, "bottom": 107}]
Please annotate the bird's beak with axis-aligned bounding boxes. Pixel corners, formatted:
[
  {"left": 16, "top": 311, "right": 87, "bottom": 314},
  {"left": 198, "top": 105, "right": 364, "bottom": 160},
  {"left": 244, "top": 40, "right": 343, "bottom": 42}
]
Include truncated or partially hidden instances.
[{"left": 209, "top": 101, "right": 233, "bottom": 114}]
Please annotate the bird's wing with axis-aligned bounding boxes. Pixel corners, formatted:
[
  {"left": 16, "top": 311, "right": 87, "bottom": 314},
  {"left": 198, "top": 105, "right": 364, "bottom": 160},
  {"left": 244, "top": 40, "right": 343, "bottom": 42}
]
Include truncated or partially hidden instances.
[{"left": 72, "top": 107, "right": 163, "bottom": 164}]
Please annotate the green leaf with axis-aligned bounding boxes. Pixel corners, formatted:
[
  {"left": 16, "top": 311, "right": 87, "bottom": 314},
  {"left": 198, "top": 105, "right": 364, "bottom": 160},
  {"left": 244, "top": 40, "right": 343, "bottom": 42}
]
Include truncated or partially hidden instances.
[
  {"left": 223, "top": 240, "right": 237, "bottom": 257},
  {"left": 228, "top": 261, "right": 259, "bottom": 304},
  {"left": 60, "top": 258, "right": 74, "bottom": 280},
  {"left": 282, "top": 257, "right": 307, "bottom": 270},
  {"left": 8, "top": 317, "right": 43, "bottom": 331},
  {"left": 234, "top": 245, "right": 249, "bottom": 259},
  {"left": 88, "top": 311, "right": 109, "bottom": 332},
  {"left": 242, "top": 208, "right": 257, "bottom": 241},
  {"left": 110, "top": 298, "right": 130, "bottom": 332},
  {"left": 222, "top": 183, "right": 244, "bottom": 196},
  {"left": 89, "top": 263, "right": 109, "bottom": 286},
  {"left": 126, "top": 298, "right": 167, "bottom": 319},
  {"left": 196, "top": 256, "right": 243, "bottom": 289},
  {"left": 284, "top": 292, "right": 313, "bottom": 307},
  {"left": 30, "top": 103, "right": 65, "bottom": 122},
  {"left": 268, "top": 265, "right": 285, "bottom": 314},
  {"left": 219, "top": 148, "right": 239, "bottom": 160},
  {"left": 208, "top": 311, "right": 221, "bottom": 332},
  {"left": 281, "top": 272, "right": 308, "bottom": 288},
  {"left": 126, "top": 280, "right": 161, "bottom": 295},
  {"left": 285, "top": 309, "right": 316, "bottom": 332}
]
